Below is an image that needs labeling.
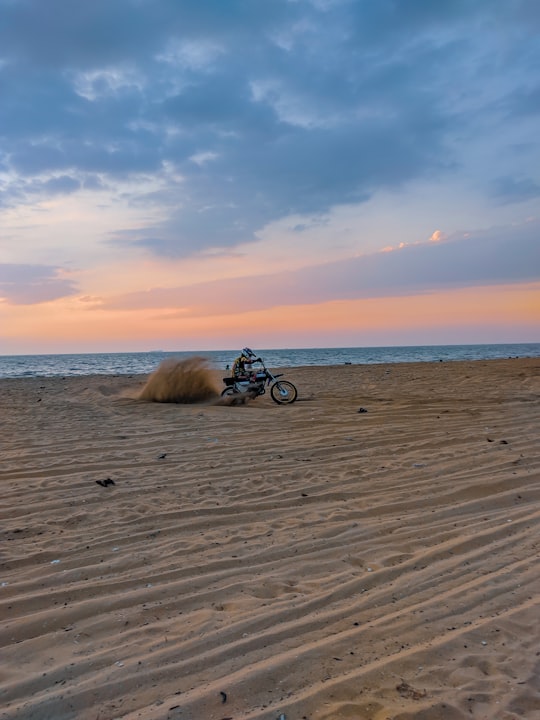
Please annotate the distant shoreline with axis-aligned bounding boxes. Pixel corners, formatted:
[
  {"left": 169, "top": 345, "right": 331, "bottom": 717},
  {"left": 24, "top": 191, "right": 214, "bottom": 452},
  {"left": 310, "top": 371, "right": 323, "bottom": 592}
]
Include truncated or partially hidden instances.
[
  {"left": 1, "top": 342, "right": 539, "bottom": 379},
  {"left": 1, "top": 354, "right": 538, "bottom": 386}
]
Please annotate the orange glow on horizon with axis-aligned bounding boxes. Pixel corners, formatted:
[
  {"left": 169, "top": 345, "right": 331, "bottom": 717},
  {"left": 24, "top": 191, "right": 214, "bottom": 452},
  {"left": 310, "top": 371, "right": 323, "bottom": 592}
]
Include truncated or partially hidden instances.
[{"left": 1, "top": 282, "right": 539, "bottom": 353}]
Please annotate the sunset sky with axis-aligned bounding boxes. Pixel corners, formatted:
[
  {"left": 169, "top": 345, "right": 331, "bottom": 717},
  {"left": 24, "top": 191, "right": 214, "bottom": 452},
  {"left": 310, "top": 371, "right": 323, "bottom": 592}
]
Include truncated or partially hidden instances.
[{"left": 1, "top": 0, "right": 539, "bottom": 354}]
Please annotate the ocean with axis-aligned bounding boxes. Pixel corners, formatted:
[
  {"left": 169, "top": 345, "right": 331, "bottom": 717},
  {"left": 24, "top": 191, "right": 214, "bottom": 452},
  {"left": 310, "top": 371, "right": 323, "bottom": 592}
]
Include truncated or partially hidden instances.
[{"left": 0, "top": 343, "right": 539, "bottom": 379}]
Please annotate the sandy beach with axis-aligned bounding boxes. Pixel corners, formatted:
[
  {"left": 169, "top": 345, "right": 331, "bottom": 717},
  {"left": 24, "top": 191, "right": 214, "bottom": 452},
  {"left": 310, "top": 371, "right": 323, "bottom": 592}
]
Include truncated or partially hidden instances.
[{"left": 1, "top": 358, "right": 539, "bottom": 720}]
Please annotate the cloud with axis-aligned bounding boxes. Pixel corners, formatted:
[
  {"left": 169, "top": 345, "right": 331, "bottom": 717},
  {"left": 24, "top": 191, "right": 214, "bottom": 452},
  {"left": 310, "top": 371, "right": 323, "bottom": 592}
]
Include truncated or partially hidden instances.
[
  {"left": 504, "top": 84, "right": 540, "bottom": 118},
  {"left": 41, "top": 175, "right": 81, "bottom": 195},
  {"left": 101, "top": 220, "right": 540, "bottom": 315},
  {"left": 429, "top": 230, "right": 446, "bottom": 243},
  {"left": 1, "top": 0, "right": 539, "bottom": 258},
  {"left": 0, "top": 264, "right": 79, "bottom": 305},
  {"left": 0, "top": 172, "right": 88, "bottom": 207},
  {"left": 491, "top": 176, "right": 540, "bottom": 205}
]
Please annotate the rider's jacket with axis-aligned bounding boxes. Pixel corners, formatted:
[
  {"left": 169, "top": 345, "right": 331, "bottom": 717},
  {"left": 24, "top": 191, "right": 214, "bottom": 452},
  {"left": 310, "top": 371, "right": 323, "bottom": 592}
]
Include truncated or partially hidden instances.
[{"left": 232, "top": 355, "right": 251, "bottom": 378}]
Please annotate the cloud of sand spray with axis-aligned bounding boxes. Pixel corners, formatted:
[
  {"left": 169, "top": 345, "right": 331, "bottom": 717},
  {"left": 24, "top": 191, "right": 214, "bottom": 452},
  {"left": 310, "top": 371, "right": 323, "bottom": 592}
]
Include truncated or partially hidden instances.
[{"left": 138, "top": 357, "right": 219, "bottom": 403}]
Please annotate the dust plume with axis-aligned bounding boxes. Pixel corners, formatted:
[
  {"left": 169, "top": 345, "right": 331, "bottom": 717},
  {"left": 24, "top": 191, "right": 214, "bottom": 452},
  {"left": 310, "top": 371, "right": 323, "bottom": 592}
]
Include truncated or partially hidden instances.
[{"left": 138, "top": 357, "right": 219, "bottom": 403}]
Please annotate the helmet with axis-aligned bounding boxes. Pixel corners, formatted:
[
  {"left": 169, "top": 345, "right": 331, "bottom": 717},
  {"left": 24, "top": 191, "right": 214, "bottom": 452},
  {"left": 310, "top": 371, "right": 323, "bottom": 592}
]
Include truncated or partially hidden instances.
[{"left": 242, "top": 347, "right": 255, "bottom": 358}]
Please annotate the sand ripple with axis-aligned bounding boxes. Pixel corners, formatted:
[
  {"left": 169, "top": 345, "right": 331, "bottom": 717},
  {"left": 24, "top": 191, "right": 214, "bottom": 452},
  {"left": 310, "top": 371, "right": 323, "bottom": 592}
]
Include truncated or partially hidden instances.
[{"left": 1, "top": 360, "right": 539, "bottom": 719}]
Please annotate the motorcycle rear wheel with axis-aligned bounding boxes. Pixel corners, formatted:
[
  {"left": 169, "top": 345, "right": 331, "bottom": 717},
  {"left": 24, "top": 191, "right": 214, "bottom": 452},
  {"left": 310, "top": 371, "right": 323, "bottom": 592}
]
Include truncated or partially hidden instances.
[
  {"left": 221, "top": 387, "right": 235, "bottom": 397},
  {"left": 270, "top": 380, "right": 297, "bottom": 404}
]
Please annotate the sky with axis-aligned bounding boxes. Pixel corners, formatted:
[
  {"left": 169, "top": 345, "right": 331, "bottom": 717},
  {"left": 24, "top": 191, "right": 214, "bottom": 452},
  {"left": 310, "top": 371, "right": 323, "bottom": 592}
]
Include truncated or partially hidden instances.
[{"left": 1, "top": 0, "right": 539, "bottom": 354}]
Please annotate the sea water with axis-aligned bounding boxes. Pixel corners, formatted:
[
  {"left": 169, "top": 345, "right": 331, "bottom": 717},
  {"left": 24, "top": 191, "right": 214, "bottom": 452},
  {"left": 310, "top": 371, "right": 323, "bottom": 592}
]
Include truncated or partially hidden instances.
[{"left": 0, "top": 344, "right": 539, "bottom": 379}]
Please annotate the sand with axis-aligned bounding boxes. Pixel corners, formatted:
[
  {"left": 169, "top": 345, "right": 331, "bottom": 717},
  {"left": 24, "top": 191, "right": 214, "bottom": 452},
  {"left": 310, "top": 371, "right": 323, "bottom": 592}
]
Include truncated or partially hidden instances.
[{"left": 1, "top": 358, "right": 539, "bottom": 720}]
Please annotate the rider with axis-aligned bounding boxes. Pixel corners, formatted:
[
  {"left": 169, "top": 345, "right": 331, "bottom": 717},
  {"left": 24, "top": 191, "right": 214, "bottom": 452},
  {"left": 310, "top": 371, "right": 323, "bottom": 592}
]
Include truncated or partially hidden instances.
[{"left": 232, "top": 348, "right": 261, "bottom": 380}]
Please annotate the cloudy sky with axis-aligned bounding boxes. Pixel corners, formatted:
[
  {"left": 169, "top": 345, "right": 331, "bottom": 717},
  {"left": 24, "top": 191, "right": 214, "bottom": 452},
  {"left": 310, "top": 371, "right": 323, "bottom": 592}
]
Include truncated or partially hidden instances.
[{"left": 1, "top": 0, "right": 539, "bottom": 354}]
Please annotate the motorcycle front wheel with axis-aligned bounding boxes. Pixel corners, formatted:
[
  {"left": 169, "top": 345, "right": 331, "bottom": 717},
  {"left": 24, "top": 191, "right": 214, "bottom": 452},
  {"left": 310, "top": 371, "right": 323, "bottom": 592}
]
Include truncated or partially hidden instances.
[{"left": 270, "top": 380, "right": 297, "bottom": 404}]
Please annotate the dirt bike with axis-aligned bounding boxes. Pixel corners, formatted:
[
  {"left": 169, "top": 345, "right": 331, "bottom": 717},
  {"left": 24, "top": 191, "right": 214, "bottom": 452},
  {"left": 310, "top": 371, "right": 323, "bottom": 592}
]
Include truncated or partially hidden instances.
[{"left": 221, "top": 359, "right": 298, "bottom": 404}]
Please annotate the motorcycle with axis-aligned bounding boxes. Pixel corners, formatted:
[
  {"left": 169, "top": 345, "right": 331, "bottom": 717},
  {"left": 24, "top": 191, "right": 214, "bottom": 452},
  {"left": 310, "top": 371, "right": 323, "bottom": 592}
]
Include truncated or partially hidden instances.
[{"left": 222, "top": 359, "right": 298, "bottom": 404}]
